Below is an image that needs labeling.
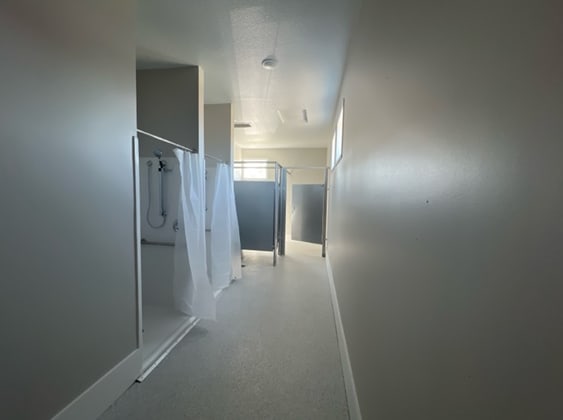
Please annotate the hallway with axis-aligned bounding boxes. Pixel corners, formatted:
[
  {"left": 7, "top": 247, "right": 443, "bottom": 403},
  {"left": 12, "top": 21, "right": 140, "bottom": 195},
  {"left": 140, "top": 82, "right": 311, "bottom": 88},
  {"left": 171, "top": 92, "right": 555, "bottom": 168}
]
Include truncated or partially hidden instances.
[{"left": 100, "top": 241, "right": 348, "bottom": 419}]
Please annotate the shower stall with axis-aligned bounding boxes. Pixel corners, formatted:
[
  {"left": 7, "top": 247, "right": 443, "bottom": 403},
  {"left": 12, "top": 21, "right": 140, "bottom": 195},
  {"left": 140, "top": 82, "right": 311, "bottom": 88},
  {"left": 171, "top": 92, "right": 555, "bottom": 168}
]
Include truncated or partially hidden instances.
[
  {"left": 138, "top": 143, "right": 191, "bottom": 375},
  {"left": 134, "top": 130, "right": 241, "bottom": 379}
]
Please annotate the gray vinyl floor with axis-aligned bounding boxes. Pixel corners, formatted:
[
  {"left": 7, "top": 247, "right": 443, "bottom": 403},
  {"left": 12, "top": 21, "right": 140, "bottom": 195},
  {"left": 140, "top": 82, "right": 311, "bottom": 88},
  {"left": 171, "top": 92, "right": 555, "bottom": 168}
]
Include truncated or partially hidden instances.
[{"left": 100, "top": 241, "right": 348, "bottom": 420}]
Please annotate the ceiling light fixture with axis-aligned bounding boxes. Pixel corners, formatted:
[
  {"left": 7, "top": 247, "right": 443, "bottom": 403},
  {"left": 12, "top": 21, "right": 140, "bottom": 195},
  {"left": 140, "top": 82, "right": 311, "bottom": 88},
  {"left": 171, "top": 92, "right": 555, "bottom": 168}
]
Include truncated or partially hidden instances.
[
  {"left": 277, "top": 108, "right": 309, "bottom": 124},
  {"left": 261, "top": 56, "right": 278, "bottom": 70}
]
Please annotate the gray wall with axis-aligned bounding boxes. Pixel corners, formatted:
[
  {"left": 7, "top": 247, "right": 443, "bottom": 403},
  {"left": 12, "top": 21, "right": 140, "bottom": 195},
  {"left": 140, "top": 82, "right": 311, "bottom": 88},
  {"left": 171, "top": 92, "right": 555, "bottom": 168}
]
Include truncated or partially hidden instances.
[
  {"left": 137, "top": 67, "right": 202, "bottom": 156},
  {"left": 328, "top": 1, "right": 563, "bottom": 419},
  {"left": 204, "top": 103, "right": 233, "bottom": 163},
  {"left": 0, "top": 1, "right": 138, "bottom": 418}
]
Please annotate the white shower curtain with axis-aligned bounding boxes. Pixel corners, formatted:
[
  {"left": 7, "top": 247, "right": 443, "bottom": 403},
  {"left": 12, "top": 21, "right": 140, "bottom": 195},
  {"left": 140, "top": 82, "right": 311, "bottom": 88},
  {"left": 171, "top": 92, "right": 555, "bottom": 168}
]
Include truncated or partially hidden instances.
[
  {"left": 173, "top": 150, "right": 216, "bottom": 320},
  {"left": 209, "top": 163, "right": 242, "bottom": 290}
]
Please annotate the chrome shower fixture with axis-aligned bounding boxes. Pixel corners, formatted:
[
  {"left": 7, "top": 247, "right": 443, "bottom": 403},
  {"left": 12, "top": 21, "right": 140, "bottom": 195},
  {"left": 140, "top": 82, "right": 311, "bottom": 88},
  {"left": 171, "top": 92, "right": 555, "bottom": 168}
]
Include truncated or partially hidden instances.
[{"left": 146, "top": 154, "right": 169, "bottom": 229}]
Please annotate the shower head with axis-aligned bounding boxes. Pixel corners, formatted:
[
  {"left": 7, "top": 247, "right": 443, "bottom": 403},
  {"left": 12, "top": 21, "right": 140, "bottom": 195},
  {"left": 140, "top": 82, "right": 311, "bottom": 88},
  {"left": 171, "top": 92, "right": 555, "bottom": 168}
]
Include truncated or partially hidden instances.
[{"left": 153, "top": 149, "right": 163, "bottom": 159}]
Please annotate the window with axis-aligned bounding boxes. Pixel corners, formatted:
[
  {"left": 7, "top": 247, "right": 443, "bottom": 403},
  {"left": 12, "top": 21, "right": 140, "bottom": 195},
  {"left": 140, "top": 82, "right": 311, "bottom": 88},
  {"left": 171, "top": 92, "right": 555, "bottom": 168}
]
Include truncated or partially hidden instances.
[
  {"left": 234, "top": 160, "right": 268, "bottom": 180},
  {"left": 331, "top": 99, "right": 344, "bottom": 169}
]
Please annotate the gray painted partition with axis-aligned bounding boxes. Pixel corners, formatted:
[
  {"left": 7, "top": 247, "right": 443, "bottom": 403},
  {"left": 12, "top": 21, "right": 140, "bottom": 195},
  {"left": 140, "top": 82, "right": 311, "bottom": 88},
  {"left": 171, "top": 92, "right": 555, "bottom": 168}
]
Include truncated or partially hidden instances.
[
  {"left": 234, "top": 181, "right": 276, "bottom": 252},
  {"left": 234, "top": 161, "right": 284, "bottom": 265},
  {"left": 0, "top": 2, "right": 139, "bottom": 419},
  {"left": 291, "top": 184, "right": 324, "bottom": 244},
  {"left": 204, "top": 103, "right": 233, "bottom": 164},
  {"left": 137, "top": 67, "right": 202, "bottom": 156},
  {"left": 278, "top": 169, "right": 288, "bottom": 256},
  {"left": 328, "top": 1, "right": 563, "bottom": 419}
]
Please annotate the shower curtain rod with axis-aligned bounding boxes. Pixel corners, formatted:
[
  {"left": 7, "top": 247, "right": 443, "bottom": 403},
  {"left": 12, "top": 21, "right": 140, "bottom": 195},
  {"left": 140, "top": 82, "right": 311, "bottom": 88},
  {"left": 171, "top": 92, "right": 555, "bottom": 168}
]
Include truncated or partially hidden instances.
[
  {"left": 203, "top": 154, "right": 223, "bottom": 163},
  {"left": 137, "top": 129, "right": 224, "bottom": 163},
  {"left": 284, "top": 166, "right": 328, "bottom": 170},
  {"left": 234, "top": 160, "right": 280, "bottom": 165}
]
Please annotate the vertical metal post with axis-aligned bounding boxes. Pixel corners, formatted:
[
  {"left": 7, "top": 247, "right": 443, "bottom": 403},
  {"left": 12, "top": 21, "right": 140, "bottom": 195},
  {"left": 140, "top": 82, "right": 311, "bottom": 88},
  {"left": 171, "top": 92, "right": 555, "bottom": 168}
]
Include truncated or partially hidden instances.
[
  {"left": 278, "top": 168, "right": 287, "bottom": 256},
  {"left": 321, "top": 167, "right": 329, "bottom": 258},
  {"left": 132, "top": 136, "right": 144, "bottom": 350},
  {"left": 273, "top": 163, "right": 279, "bottom": 266}
]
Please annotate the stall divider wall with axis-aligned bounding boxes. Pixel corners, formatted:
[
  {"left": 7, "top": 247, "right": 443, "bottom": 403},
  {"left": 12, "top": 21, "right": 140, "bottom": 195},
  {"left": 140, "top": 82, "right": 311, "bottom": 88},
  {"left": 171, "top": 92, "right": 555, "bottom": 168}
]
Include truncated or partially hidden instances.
[
  {"left": 204, "top": 103, "right": 233, "bottom": 163},
  {"left": 233, "top": 161, "right": 284, "bottom": 266},
  {"left": 137, "top": 67, "right": 202, "bottom": 154}
]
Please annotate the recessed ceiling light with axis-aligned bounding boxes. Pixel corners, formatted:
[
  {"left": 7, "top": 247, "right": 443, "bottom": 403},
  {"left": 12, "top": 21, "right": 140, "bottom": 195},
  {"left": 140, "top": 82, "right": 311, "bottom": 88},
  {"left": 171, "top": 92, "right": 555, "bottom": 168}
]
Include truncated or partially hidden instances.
[{"left": 261, "top": 56, "right": 278, "bottom": 70}]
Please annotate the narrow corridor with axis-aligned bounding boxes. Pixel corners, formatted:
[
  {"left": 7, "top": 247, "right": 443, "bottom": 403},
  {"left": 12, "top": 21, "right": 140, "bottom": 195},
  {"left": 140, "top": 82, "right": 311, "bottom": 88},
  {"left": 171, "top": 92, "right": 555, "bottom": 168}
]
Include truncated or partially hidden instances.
[{"left": 100, "top": 241, "right": 348, "bottom": 419}]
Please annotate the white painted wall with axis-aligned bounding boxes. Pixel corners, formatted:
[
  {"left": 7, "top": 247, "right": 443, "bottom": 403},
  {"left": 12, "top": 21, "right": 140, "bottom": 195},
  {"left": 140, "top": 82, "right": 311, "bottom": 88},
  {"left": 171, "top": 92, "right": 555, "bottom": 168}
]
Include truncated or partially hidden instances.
[
  {"left": 0, "top": 1, "right": 138, "bottom": 418},
  {"left": 234, "top": 143, "right": 243, "bottom": 161},
  {"left": 328, "top": 1, "right": 563, "bottom": 419},
  {"left": 241, "top": 148, "right": 327, "bottom": 168}
]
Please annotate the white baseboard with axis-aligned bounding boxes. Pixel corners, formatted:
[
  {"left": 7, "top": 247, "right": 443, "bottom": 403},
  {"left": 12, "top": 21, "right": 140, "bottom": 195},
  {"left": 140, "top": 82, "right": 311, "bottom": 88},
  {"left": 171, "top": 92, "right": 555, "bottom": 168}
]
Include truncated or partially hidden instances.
[
  {"left": 326, "top": 255, "right": 362, "bottom": 420},
  {"left": 52, "top": 349, "right": 142, "bottom": 420}
]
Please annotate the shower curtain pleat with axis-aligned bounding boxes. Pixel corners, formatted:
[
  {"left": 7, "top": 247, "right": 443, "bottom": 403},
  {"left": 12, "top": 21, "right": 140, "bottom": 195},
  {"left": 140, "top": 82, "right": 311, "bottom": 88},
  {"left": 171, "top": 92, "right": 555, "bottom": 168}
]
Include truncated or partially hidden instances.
[
  {"left": 173, "top": 150, "right": 216, "bottom": 320},
  {"left": 209, "top": 164, "right": 242, "bottom": 290}
]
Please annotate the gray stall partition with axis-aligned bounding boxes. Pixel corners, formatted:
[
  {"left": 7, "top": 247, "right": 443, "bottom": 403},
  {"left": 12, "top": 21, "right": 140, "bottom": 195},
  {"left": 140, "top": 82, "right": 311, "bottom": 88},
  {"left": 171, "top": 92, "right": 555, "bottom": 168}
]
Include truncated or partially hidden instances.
[
  {"left": 278, "top": 168, "right": 288, "bottom": 256},
  {"left": 234, "top": 180, "right": 277, "bottom": 248},
  {"left": 291, "top": 184, "right": 325, "bottom": 244},
  {"left": 234, "top": 161, "right": 285, "bottom": 266}
]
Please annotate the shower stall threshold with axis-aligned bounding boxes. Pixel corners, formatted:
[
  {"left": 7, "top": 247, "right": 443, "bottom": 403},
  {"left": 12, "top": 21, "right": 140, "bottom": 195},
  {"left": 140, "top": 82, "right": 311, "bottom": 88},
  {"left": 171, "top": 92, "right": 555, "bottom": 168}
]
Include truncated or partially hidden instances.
[{"left": 138, "top": 290, "right": 224, "bottom": 382}]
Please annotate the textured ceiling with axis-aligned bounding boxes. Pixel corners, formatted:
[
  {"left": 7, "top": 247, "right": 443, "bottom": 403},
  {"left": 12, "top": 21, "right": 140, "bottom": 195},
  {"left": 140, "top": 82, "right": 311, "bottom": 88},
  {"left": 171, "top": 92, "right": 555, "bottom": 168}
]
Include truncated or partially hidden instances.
[{"left": 138, "top": 0, "right": 361, "bottom": 148}]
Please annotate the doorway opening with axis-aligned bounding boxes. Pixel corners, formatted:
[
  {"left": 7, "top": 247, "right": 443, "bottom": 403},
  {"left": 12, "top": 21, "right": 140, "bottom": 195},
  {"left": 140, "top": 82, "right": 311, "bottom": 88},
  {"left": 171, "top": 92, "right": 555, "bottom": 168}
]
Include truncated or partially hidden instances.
[{"left": 284, "top": 166, "right": 328, "bottom": 258}]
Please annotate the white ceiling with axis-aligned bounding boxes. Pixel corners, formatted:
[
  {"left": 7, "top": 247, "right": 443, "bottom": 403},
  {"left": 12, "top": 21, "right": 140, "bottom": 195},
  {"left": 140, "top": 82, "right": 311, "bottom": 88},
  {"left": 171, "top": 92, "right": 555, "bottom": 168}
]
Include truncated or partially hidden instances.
[{"left": 138, "top": 0, "right": 361, "bottom": 149}]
